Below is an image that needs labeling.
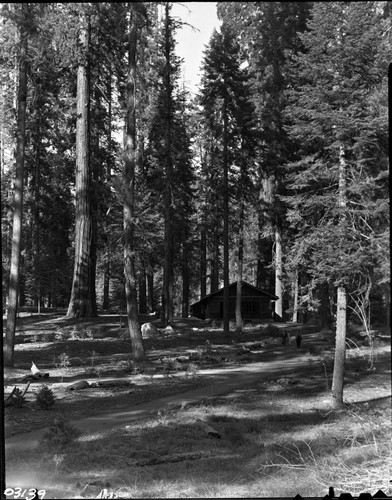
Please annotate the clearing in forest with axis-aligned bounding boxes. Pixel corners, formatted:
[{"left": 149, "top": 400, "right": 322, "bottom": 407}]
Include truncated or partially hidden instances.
[{"left": 4, "top": 313, "right": 391, "bottom": 499}]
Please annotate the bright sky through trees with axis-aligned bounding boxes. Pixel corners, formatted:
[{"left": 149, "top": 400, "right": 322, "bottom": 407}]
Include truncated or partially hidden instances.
[{"left": 171, "top": 2, "right": 220, "bottom": 94}]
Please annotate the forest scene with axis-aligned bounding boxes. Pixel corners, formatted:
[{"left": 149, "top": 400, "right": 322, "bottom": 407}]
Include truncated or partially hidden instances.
[{"left": 1, "top": 2, "right": 391, "bottom": 499}]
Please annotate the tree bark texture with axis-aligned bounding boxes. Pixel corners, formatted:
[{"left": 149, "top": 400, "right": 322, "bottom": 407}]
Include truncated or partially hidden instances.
[
  {"left": 124, "top": 4, "right": 145, "bottom": 363},
  {"left": 332, "top": 285, "right": 347, "bottom": 407},
  {"left": 292, "top": 268, "right": 299, "bottom": 323},
  {"left": 4, "top": 3, "right": 28, "bottom": 367},
  {"left": 274, "top": 224, "right": 283, "bottom": 321},
  {"left": 67, "top": 10, "right": 96, "bottom": 318},
  {"left": 331, "top": 144, "right": 348, "bottom": 408}
]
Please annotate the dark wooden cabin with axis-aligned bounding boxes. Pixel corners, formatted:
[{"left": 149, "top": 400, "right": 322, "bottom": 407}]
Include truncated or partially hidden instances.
[{"left": 190, "top": 281, "right": 278, "bottom": 321}]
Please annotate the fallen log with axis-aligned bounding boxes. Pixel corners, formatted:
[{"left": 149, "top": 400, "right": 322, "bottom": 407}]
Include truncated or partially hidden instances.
[
  {"left": 132, "top": 451, "right": 210, "bottom": 467},
  {"left": 67, "top": 380, "right": 90, "bottom": 391},
  {"left": 21, "top": 373, "right": 49, "bottom": 382},
  {"left": 95, "top": 380, "right": 134, "bottom": 389}
]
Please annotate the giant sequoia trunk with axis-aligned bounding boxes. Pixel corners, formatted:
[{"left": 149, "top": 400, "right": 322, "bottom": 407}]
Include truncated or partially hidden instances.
[
  {"left": 4, "top": 3, "right": 28, "bottom": 367},
  {"left": 123, "top": 4, "right": 145, "bottom": 363},
  {"left": 331, "top": 144, "right": 347, "bottom": 408},
  {"left": 67, "top": 10, "right": 96, "bottom": 318}
]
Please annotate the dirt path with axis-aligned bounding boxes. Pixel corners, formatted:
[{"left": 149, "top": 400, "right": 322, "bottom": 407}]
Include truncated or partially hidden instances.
[{"left": 5, "top": 351, "right": 323, "bottom": 453}]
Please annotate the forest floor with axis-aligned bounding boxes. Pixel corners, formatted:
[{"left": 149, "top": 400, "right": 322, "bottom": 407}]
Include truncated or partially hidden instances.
[{"left": 3, "top": 313, "right": 391, "bottom": 499}]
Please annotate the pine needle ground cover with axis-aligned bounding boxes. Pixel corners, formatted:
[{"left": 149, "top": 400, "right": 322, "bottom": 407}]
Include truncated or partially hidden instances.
[{"left": 4, "top": 313, "right": 391, "bottom": 498}]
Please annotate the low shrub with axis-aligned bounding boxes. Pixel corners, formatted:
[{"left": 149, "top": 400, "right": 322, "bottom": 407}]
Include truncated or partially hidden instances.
[
  {"left": 36, "top": 385, "right": 56, "bottom": 409},
  {"left": 42, "top": 417, "right": 81, "bottom": 450}
]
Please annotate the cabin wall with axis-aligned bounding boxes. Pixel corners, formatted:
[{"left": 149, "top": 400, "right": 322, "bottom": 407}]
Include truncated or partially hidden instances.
[{"left": 196, "top": 298, "right": 274, "bottom": 320}]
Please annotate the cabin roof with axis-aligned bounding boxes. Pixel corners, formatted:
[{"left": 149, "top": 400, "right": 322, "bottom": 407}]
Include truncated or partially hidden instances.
[{"left": 191, "top": 280, "right": 278, "bottom": 306}]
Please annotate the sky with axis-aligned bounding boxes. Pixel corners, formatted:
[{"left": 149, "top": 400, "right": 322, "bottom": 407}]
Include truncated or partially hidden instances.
[{"left": 171, "top": 2, "right": 221, "bottom": 95}]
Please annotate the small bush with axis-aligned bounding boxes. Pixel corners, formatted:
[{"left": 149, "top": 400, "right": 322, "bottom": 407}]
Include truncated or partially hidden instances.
[
  {"left": 42, "top": 418, "right": 81, "bottom": 450},
  {"left": 54, "top": 327, "right": 65, "bottom": 341},
  {"left": 58, "top": 352, "right": 71, "bottom": 369},
  {"left": 186, "top": 362, "right": 199, "bottom": 378},
  {"left": 36, "top": 385, "right": 56, "bottom": 409}
]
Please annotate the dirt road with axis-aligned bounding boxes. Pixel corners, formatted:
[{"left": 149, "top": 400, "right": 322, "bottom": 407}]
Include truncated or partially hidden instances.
[{"left": 5, "top": 351, "right": 319, "bottom": 453}]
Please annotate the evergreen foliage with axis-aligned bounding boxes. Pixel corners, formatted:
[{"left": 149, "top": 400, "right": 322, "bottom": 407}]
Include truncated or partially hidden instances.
[
  {"left": 36, "top": 384, "right": 56, "bottom": 410},
  {"left": 1, "top": 2, "right": 389, "bottom": 387}
]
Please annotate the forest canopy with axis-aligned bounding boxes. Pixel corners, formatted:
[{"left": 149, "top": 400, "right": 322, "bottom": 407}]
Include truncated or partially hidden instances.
[{"left": 1, "top": 2, "right": 390, "bottom": 370}]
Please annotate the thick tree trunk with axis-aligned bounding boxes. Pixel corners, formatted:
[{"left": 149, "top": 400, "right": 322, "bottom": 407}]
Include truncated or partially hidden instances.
[
  {"left": 331, "top": 144, "right": 347, "bottom": 408},
  {"left": 89, "top": 76, "right": 102, "bottom": 317},
  {"left": 67, "top": 10, "right": 96, "bottom": 318},
  {"left": 332, "top": 285, "right": 347, "bottom": 407},
  {"left": 123, "top": 4, "right": 145, "bottom": 363},
  {"left": 4, "top": 4, "right": 28, "bottom": 367},
  {"left": 274, "top": 224, "right": 283, "bottom": 321}
]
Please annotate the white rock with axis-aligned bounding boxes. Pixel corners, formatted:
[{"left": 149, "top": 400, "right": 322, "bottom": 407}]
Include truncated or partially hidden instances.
[{"left": 141, "top": 322, "right": 159, "bottom": 339}]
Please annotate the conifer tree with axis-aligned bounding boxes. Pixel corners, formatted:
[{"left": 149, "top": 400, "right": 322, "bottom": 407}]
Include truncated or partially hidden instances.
[
  {"left": 284, "top": 1, "right": 391, "bottom": 407},
  {"left": 67, "top": 5, "right": 96, "bottom": 317},
  {"left": 198, "top": 21, "right": 257, "bottom": 332},
  {"left": 217, "top": 2, "right": 310, "bottom": 321},
  {"left": 122, "top": 2, "right": 146, "bottom": 362},
  {"left": 4, "top": 3, "right": 29, "bottom": 366}
]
